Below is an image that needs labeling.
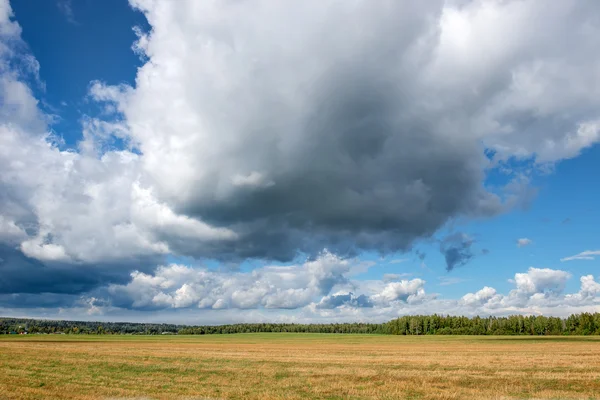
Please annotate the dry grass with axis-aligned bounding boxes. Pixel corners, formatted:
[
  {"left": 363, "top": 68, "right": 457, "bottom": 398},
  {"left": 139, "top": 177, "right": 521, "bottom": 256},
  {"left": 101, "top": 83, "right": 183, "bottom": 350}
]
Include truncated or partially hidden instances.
[{"left": 1, "top": 334, "right": 599, "bottom": 399}]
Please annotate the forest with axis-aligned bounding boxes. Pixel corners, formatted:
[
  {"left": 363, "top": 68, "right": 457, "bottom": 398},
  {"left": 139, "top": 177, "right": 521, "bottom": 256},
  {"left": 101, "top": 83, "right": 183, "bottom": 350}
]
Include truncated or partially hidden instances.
[{"left": 2, "top": 313, "right": 600, "bottom": 335}]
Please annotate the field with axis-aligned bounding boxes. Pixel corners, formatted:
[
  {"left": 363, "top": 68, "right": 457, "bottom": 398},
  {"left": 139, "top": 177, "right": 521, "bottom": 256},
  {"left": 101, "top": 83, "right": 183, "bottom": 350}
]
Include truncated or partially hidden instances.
[{"left": 1, "top": 334, "right": 600, "bottom": 400}]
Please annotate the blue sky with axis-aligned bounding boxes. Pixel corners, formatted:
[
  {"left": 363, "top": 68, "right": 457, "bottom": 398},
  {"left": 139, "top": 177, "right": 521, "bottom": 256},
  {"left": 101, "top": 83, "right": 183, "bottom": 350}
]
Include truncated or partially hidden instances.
[
  {"left": 11, "top": 0, "right": 147, "bottom": 147},
  {"left": 1, "top": 0, "right": 600, "bottom": 324}
]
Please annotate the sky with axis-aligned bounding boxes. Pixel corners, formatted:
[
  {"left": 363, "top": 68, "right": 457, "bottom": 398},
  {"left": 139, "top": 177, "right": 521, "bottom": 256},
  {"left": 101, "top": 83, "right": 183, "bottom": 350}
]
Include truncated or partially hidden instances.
[{"left": 1, "top": 0, "right": 600, "bottom": 325}]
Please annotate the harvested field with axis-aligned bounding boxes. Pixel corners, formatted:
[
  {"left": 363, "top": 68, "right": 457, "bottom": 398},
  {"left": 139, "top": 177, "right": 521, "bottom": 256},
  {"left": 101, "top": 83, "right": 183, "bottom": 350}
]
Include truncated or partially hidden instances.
[{"left": 1, "top": 334, "right": 599, "bottom": 399}]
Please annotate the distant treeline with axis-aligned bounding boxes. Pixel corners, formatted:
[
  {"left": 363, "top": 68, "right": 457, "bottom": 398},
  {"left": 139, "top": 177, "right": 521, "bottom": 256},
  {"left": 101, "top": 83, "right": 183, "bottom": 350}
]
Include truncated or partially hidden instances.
[
  {"left": 385, "top": 314, "right": 600, "bottom": 336},
  {"left": 2, "top": 313, "right": 600, "bottom": 335}
]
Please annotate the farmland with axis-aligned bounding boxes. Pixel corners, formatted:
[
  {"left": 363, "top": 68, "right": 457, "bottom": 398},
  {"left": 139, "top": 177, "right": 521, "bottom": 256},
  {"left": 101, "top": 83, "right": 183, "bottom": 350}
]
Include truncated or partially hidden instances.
[{"left": 1, "top": 334, "right": 600, "bottom": 399}]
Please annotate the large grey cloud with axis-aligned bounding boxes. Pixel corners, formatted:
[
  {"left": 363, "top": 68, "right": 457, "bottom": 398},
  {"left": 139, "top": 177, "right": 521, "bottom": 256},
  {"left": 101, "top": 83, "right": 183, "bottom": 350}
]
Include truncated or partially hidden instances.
[{"left": 94, "top": 0, "right": 600, "bottom": 261}]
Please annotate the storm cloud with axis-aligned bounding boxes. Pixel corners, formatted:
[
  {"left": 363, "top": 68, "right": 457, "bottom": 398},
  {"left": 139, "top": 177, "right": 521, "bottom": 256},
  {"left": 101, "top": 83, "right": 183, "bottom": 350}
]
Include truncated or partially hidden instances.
[{"left": 95, "top": 0, "right": 600, "bottom": 261}]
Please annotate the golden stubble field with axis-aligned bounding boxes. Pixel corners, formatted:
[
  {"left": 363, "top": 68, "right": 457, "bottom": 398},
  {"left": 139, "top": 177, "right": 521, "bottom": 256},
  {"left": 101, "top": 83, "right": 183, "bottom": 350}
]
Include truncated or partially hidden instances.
[{"left": 1, "top": 334, "right": 599, "bottom": 400}]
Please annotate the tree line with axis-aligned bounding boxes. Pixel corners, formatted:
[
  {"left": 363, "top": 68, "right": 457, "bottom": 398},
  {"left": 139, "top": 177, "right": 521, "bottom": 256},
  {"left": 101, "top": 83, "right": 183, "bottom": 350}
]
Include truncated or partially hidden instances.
[
  {"left": 2, "top": 313, "right": 600, "bottom": 335},
  {"left": 384, "top": 313, "right": 600, "bottom": 336}
]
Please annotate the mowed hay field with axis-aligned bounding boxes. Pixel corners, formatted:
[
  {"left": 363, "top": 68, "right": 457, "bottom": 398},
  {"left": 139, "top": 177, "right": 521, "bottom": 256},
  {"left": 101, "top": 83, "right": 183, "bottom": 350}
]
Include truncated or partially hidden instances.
[{"left": 1, "top": 334, "right": 600, "bottom": 400}]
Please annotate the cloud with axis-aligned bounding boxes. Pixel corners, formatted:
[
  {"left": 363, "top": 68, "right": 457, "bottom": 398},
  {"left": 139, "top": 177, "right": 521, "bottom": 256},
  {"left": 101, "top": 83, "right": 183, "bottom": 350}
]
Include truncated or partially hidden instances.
[
  {"left": 456, "top": 267, "right": 599, "bottom": 316},
  {"left": 440, "top": 233, "right": 475, "bottom": 271},
  {"left": 382, "top": 273, "right": 413, "bottom": 283},
  {"left": 0, "top": 1, "right": 240, "bottom": 296},
  {"left": 0, "top": 244, "right": 160, "bottom": 296},
  {"left": 231, "top": 171, "right": 275, "bottom": 189},
  {"left": 5, "top": 265, "right": 600, "bottom": 323},
  {"left": 92, "top": 0, "right": 600, "bottom": 262},
  {"left": 108, "top": 251, "right": 352, "bottom": 310},
  {"left": 0, "top": 215, "right": 26, "bottom": 243},
  {"left": 2, "top": 0, "right": 600, "bottom": 311},
  {"left": 564, "top": 275, "right": 600, "bottom": 304},
  {"left": 5, "top": 265, "right": 600, "bottom": 324},
  {"left": 460, "top": 287, "right": 497, "bottom": 308},
  {"left": 57, "top": 0, "right": 78, "bottom": 25},
  {"left": 0, "top": 292, "right": 80, "bottom": 309},
  {"left": 370, "top": 279, "right": 427, "bottom": 306},
  {"left": 20, "top": 240, "right": 70, "bottom": 262},
  {"left": 316, "top": 293, "right": 373, "bottom": 309},
  {"left": 512, "top": 267, "right": 571, "bottom": 295},
  {"left": 105, "top": 252, "right": 430, "bottom": 312},
  {"left": 438, "top": 277, "right": 467, "bottom": 286},
  {"left": 517, "top": 238, "right": 533, "bottom": 247},
  {"left": 561, "top": 250, "right": 600, "bottom": 262}
]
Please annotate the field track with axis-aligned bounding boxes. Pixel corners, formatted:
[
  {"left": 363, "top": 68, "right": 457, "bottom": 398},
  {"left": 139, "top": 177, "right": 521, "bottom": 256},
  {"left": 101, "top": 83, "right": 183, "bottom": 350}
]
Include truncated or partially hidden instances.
[{"left": 1, "top": 334, "right": 600, "bottom": 399}]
